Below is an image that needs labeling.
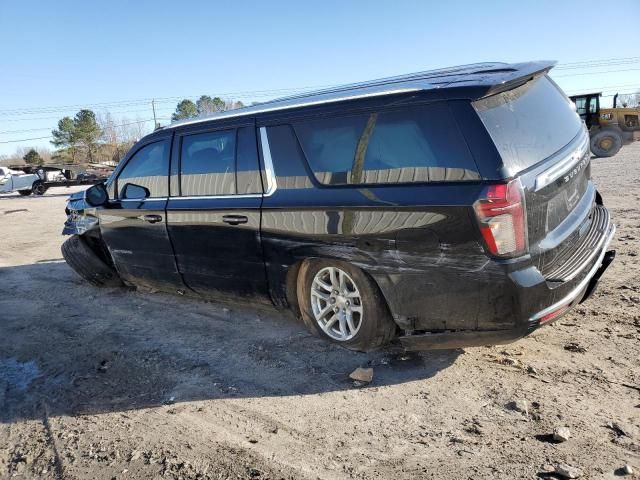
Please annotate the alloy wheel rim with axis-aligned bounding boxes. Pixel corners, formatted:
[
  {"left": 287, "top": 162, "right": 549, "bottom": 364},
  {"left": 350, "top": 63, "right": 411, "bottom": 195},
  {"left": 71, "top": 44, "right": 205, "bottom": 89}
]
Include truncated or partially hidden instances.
[{"left": 310, "top": 266, "right": 363, "bottom": 341}]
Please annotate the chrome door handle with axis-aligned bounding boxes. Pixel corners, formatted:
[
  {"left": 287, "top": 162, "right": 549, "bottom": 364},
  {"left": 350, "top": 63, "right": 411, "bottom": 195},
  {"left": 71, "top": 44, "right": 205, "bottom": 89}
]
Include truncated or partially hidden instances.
[
  {"left": 222, "top": 215, "right": 248, "bottom": 225},
  {"left": 143, "top": 214, "right": 163, "bottom": 224}
]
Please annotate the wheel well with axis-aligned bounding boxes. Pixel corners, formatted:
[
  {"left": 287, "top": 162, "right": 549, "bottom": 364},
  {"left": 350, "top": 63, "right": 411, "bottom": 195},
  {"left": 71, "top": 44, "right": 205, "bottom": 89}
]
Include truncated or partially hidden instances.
[
  {"left": 285, "top": 257, "right": 397, "bottom": 328},
  {"left": 82, "top": 231, "right": 116, "bottom": 269},
  {"left": 285, "top": 259, "right": 305, "bottom": 320}
]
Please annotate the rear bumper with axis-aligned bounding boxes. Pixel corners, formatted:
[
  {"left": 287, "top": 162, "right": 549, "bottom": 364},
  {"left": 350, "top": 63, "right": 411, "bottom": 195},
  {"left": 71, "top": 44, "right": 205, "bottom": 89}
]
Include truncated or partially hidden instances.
[
  {"left": 529, "top": 224, "right": 615, "bottom": 324},
  {"left": 399, "top": 222, "right": 615, "bottom": 351}
]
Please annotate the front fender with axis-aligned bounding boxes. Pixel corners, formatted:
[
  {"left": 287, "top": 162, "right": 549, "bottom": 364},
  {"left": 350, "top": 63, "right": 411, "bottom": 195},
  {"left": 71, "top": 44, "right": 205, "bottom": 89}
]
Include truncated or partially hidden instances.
[{"left": 62, "top": 190, "right": 99, "bottom": 235}]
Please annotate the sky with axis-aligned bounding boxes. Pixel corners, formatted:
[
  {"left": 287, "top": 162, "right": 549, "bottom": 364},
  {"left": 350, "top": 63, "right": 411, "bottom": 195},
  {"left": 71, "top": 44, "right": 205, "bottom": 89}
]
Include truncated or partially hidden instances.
[{"left": 0, "top": 0, "right": 639, "bottom": 156}]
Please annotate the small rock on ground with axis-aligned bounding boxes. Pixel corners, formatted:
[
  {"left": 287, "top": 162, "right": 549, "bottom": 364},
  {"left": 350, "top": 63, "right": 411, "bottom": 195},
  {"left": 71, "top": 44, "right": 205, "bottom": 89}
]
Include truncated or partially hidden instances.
[
  {"left": 553, "top": 426, "right": 571, "bottom": 442},
  {"left": 555, "top": 463, "right": 582, "bottom": 478},
  {"left": 349, "top": 367, "right": 373, "bottom": 383}
]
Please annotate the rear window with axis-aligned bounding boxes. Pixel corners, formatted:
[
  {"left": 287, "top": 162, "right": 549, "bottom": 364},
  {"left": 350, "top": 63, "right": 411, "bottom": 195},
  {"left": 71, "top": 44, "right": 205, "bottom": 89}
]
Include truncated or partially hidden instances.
[
  {"left": 293, "top": 103, "right": 480, "bottom": 185},
  {"left": 473, "top": 75, "right": 582, "bottom": 173}
]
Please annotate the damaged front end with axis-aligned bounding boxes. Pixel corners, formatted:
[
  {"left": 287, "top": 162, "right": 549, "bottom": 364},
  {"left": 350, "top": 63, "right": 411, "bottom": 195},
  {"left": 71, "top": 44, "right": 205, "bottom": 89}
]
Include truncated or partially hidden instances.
[{"left": 62, "top": 190, "right": 99, "bottom": 235}]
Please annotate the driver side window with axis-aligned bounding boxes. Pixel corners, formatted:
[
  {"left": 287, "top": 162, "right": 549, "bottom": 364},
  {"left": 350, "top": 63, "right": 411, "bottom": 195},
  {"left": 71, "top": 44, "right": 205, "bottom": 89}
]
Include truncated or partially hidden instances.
[{"left": 116, "top": 140, "right": 169, "bottom": 199}]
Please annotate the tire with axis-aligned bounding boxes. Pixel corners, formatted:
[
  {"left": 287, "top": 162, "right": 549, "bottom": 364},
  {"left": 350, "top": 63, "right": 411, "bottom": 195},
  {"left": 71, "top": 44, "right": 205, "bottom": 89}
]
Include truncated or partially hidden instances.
[
  {"left": 17, "top": 190, "right": 32, "bottom": 196},
  {"left": 590, "top": 130, "right": 622, "bottom": 157},
  {"left": 297, "top": 259, "right": 397, "bottom": 351},
  {"left": 61, "top": 235, "right": 123, "bottom": 287},
  {"left": 32, "top": 181, "right": 47, "bottom": 196}
]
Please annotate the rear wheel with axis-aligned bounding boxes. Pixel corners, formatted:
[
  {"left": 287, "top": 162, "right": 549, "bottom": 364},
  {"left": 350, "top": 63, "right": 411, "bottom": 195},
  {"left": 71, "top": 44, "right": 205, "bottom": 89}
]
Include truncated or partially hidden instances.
[
  {"left": 61, "top": 235, "right": 123, "bottom": 287},
  {"left": 297, "top": 259, "right": 396, "bottom": 351},
  {"left": 590, "top": 130, "right": 622, "bottom": 157},
  {"left": 31, "top": 181, "right": 47, "bottom": 196},
  {"left": 17, "top": 190, "right": 32, "bottom": 196}
]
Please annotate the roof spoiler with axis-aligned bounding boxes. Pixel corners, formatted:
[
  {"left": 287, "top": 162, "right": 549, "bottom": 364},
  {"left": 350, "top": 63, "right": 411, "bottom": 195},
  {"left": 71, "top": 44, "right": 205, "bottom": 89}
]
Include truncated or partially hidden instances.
[{"left": 480, "top": 61, "right": 557, "bottom": 98}]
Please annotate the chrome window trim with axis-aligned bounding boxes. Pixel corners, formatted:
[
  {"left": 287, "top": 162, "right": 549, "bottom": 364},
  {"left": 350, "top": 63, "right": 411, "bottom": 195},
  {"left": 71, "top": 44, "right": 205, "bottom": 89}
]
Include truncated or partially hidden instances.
[
  {"left": 116, "top": 128, "right": 278, "bottom": 202},
  {"left": 165, "top": 88, "right": 420, "bottom": 130},
  {"left": 530, "top": 223, "right": 615, "bottom": 321},
  {"left": 119, "top": 197, "right": 168, "bottom": 202},
  {"left": 534, "top": 127, "right": 590, "bottom": 192},
  {"left": 118, "top": 194, "right": 265, "bottom": 201},
  {"left": 259, "top": 127, "right": 277, "bottom": 196},
  {"left": 169, "top": 193, "right": 263, "bottom": 201}
]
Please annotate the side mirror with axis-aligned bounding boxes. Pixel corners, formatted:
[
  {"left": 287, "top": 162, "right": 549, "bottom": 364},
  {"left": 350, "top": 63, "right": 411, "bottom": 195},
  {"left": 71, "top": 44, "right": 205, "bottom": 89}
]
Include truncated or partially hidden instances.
[
  {"left": 121, "top": 183, "right": 150, "bottom": 200},
  {"left": 85, "top": 182, "right": 109, "bottom": 207}
]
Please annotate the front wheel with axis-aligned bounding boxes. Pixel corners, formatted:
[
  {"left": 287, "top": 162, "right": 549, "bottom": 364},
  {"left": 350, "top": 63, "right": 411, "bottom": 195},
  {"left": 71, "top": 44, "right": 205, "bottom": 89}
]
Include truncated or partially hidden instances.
[
  {"left": 61, "top": 235, "right": 123, "bottom": 287},
  {"left": 297, "top": 259, "right": 397, "bottom": 351},
  {"left": 590, "top": 130, "right": 622, "bottom": 157}
]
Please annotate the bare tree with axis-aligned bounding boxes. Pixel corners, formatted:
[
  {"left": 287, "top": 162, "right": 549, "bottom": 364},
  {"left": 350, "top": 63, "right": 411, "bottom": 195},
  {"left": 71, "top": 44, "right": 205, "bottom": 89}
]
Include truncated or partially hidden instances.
[{"left": 98, "top": 111, "right": 123, "bottom": 163}]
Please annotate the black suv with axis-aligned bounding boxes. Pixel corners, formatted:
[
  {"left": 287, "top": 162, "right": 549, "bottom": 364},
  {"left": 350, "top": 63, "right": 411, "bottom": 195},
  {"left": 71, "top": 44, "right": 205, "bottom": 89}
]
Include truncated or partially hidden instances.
[{"left": 62, "top": 61, "right": 615, "bottom": 351}]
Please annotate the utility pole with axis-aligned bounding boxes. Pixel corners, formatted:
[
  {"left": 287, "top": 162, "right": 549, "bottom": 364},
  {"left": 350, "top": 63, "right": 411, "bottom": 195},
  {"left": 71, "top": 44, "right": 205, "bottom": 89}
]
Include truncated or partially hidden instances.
[{"left": 152, "top": 99, "right": 158, "bottom": 129}]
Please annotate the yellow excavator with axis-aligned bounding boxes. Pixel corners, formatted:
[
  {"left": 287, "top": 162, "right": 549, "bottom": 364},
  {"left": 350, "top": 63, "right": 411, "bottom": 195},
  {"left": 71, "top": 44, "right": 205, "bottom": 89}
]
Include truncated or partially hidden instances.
[{"left": 569, "top": 92, "right": 640, "bottom": 157}]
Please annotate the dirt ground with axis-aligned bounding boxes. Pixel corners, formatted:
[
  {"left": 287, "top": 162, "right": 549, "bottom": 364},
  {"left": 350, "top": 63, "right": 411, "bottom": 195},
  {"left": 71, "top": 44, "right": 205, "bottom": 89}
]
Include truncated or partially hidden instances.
[{"left": 1, "top": 144, "right": 639, "bottom": 480}]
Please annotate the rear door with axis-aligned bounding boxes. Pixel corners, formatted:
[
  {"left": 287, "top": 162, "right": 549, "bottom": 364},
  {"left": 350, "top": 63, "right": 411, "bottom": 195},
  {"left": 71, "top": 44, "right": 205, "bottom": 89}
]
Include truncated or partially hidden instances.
[
  {"left": 166, "top": 120, "right": 269, "bottom": 302},
  {"left": 99, "top": 137, "right": 185, "bottom": 292}
]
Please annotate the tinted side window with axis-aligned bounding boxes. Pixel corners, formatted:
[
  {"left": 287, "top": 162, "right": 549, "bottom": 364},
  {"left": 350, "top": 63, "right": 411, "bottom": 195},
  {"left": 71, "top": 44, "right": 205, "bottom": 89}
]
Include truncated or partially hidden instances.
[
  {"left": 180, "top": 130, "right": 236, "bottom": 196},
  {"left": 266, "top": 125, "right": 313, "bottom": 189},
  {"left": 294, "top": 103, "right": 479, "bottom": 185},
  {"left": 236, "top": 126, "right": 262, "bottom": 194},
  {"left": 117, "top": 141, "right": 169, "bottom": 198}
]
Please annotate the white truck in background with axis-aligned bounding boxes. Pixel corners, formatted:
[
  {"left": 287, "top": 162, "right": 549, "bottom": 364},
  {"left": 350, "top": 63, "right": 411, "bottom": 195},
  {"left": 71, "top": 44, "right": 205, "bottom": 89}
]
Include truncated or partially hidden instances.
[{"left": 0, "top": 167, "right": 43, "bottom": 195}]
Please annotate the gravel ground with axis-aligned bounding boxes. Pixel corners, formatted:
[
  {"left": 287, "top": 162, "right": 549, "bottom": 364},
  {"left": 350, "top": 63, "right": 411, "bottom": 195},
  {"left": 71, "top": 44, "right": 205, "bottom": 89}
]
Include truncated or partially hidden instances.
[{"left": 0, "top": 144, "right": 639, "bottom": 479}]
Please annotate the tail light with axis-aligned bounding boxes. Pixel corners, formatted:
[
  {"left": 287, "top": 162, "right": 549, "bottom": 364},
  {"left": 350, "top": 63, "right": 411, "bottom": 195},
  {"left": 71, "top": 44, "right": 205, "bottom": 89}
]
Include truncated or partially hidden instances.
[
  {"left": 474, "top": 179, "right": 527, "bottom": 258},
  {"left": 539, "top": 305, "right": 568, "bottom": 324}
]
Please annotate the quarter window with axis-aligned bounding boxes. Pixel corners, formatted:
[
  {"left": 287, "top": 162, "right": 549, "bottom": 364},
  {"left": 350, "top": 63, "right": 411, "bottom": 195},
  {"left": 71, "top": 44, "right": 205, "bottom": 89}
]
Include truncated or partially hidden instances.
[
  {"left": 293, "top": 103, "right": 479, "bottom": 185},
  {"left": 116, "top": 141, "right": 169, "bottom": 198},
  {"left": 180, "top": 130, "right": 236, "bottom": 196}
]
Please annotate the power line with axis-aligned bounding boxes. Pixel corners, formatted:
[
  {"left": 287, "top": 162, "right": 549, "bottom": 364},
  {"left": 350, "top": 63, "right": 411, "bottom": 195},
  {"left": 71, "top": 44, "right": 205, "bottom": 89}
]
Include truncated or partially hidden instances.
[
  {"left": 0, "top": 136, "right": 53, "bottom": 144},
  {"left": 0, "top": 117, "right": 166, "bottom": 135},
  {"left": 554, "top": 56, "right": 640, "bottom": 70},
  {"left": 0, "top": 104, "right": 178, "bottom": 123},
  {"left": 552, "top": 68, "right": 640, "bottom": 78},
  {"left": 564, "top": 82, "right": 640, "bottom": 92},
  {"left": 2, "top": 60, "right": 639, "bottom": 118},
  {"left": 0, "top": 85, "right": 335, "bottom": 116},
  {"left": 3, "top": 56, "right": 640, "bottom": 116},
  {"left": 0, "top": 117, "right": 171, "bottom": 143}
]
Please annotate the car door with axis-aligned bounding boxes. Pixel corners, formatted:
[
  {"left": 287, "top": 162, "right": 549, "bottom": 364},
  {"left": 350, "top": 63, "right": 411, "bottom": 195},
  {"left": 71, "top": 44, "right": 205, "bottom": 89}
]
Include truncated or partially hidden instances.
[
  {"left": 99, "top": 136, "right": 185, "bottom": 293},
  {"left": 166, "top": 120, "right": 270, "bottom": 303}
]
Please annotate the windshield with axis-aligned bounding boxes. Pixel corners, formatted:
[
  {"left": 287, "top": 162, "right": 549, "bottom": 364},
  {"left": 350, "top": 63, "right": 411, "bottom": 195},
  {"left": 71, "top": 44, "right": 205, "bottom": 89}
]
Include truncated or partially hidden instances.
[{"left": 473, "top": 75, "right": 582, "bottom": 173}]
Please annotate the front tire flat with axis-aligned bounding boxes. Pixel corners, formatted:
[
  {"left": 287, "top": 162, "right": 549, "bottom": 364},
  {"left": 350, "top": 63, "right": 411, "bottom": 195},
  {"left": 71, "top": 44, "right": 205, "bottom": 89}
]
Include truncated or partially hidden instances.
[{"left": 61, "top": 235, "right": 122, "bottom": 287}]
